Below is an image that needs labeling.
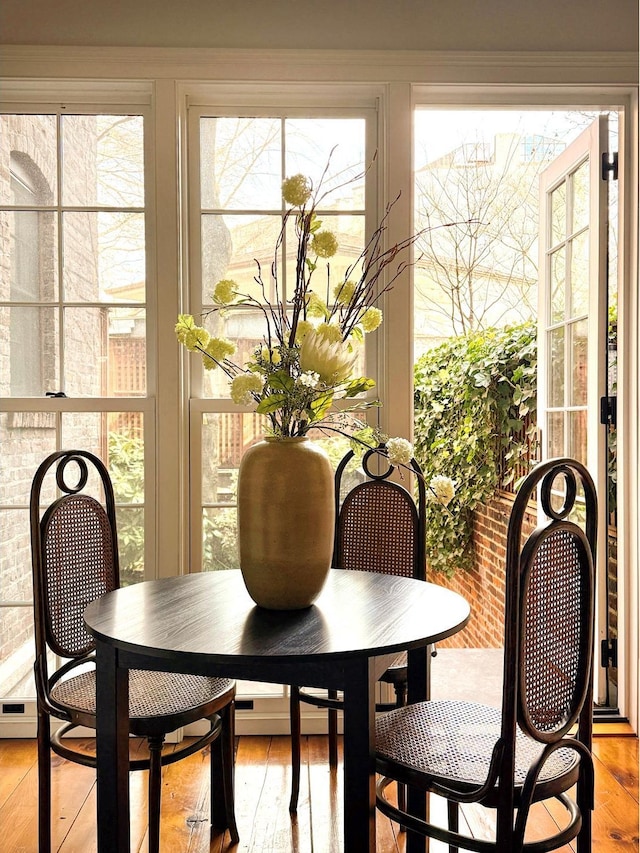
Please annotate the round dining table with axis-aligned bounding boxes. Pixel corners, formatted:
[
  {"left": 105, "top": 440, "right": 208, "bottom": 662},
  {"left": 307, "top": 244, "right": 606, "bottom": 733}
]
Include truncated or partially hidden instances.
[{"left": 84, "top": 568, "right": 470, "bottom": 853}]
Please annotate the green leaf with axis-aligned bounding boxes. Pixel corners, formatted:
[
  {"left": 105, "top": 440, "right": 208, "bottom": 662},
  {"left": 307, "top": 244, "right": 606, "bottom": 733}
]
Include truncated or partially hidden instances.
[
  {"left": 256, "top": 393, "right": 287, "bottom": 414},
  {"left": 268, "top": 370, "right": 295, "bottom": 393},
  {"left": 414, "top": 320, "right": 537, "bottom": 577},
  {"left": 343, "top": 377, "right": 376, "bottom": 398},
  {"left": 309, "top": 390, "right": 334, "bottom": 419}
]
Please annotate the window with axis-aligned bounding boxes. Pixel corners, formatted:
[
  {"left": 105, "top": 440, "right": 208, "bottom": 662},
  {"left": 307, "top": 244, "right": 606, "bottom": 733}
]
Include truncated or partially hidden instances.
[
  {"left": 187, "top": 108, "right": 376, "bottom": 703},
  {"left": 0, "top": 107, "right": 152, "bottom": 706}
]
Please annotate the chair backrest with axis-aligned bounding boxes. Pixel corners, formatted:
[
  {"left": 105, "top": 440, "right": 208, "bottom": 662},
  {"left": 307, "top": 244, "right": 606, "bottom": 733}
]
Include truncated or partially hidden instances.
[
  {"left": 30, "top": 451, "right": 120, "bottom": 690},
  {"left": 333, "top": 445, "right": 427, "bottom": 580},
  {"left": 501, "top": 457, "right": 597, "bottom": 759}
]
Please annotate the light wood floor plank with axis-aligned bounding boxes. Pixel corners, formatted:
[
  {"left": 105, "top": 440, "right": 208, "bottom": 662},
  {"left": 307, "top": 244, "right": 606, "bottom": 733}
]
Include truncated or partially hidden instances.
[{"left": 0, "top": 734, "right": 636, "bottom": 852}]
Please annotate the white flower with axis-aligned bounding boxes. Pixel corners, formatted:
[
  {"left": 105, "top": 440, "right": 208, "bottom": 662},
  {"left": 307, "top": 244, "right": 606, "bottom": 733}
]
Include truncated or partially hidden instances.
[
  {"left": 428, "top": 475, "right": 456, "bottom": 507},
  {"left": 299, "top": 328, "right": 358, "bottom": 384},
  {"left": 298, "top": 371, "right": 320, "bottom": 389},
  {"left": 386, "top": 437, "right": 413, "bottom": 466}
]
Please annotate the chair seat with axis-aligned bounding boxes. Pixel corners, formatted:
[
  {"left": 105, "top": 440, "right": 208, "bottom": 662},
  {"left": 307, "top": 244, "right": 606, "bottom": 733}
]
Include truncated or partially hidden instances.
[
  {"left": 376, "top": 700, "right": 580, "bottom": 793},
  {"left": 52, "top": 668, "right": 235, "bottom": 733},
  {"left": 378, "top": 652, "right": 407, "bottom": 683}
]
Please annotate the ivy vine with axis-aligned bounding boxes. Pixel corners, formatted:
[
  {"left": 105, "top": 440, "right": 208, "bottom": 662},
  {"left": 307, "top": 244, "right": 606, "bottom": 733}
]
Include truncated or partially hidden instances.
[{"left": 413, "top": 322, "right": 537, "bottom": 576}]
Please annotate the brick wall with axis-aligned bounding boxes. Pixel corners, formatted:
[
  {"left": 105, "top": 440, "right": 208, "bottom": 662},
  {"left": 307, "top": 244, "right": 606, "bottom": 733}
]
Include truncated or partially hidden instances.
[{"left": 433, "top": 492, "right": 536, "bottom": 649}]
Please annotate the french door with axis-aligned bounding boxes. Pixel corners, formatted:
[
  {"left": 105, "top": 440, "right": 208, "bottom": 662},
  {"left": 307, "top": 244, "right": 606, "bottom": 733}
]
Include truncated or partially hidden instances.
[{"left": 538, "top": 116, "right": 619, "bottom": 712}]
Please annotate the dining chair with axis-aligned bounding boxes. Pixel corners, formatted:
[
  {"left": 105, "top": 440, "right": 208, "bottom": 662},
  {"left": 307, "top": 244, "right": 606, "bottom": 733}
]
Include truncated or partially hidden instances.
[
  {"left": 30, "top": 449, "right": 239, "bottom": 853},
  {"left": 289, "top": 443, "right": 427, "bottom": 813},
  {"left": 375, "top": 456, "right": 597, "bottom": 853}
]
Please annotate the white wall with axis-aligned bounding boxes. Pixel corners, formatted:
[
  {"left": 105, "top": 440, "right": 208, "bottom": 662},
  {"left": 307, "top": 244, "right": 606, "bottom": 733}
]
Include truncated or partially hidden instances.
[{"left": 0, "top": 0, "right": 637, "bottom": 53}]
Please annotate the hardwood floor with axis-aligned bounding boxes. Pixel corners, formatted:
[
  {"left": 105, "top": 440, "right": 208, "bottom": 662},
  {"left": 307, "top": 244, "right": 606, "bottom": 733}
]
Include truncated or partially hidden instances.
[{"left": 0, "top": 734, "right": 637, "bottom": 852}]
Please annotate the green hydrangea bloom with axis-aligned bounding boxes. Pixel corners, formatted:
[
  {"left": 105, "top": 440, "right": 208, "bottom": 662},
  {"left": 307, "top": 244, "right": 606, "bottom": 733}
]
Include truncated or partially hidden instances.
[
  {"left": 361, "top": 307, "right": 383, "bottom": 333},
  {"left": 282, "top": 174, "right": 312, "bottom": 207},
  {"left": 230, "top": 373, "right": 264, "bottom": 404},
  {"left": 213, "top": 279, "right": 237, "bottom": 305},
  {"left": 202, "top": 336, "right": 235, "bottom": 368},
  {"left": 311, "top": 230, "right": 338, "bottom": 259},
  {"left": 333, "top": 280, "right": 356, "bottom": 305},
  {"left": 316, "top": 322, "right": 343, "bottom": 344},
  {"left": 295, "top": 320, "right": 314, "bottom": 342}
]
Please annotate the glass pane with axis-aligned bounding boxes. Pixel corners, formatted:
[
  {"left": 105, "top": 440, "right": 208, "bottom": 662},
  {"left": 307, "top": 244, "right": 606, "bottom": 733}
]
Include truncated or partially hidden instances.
[
  {"left": 547, "top": 327, "right": 565, "bottom": 408},
  {"left": 569, "top": 319, "right": 588, "bottom": 406},
  {"left": 0, "top": 412, "right": 58, "bottom": 506},
  {"left": 201, "top": 412, "right": 262, "bottom": 503},
  {"left": 546, "top": 411, "right": 565, "bottom": 458},
  {"left": 568, "top": 410, "right": 587, "bottom": 466},
  {"left": 203, "top": 507, "right": 239, "bottom": 571},
  {"left": 2, "top": 210, "right": 58, "bottom": 302},
  {"left": 201, "top": 213, "right": 282, "bottom": 304},
  {"left": 0, "top": 114, "right": 58, "bottom": 205},
  {"left": 285, "top": 117, "right": 366, "bottom": 207},
  {"left": 0, "top": 509, "right": 31, "bottom": 601},
  {"left": 0, "top": 606, "right": 35, "bottom": 699},
  {"left": 569, "top": 230, "right": 589, "bottom": 318},
  {"left": 571, "top": 159, "right": 589, "bottom": 233},
  {"left": 61, "top": 114, "right": 144, "bottom": 207},
  {"left": 116, "top": 507, "right": 145, "bottom": 586},
  {"left": 63, "top": 307, "right": 146, "bottom": 397},
  {"left": 3, "top": 306, "right": 60, "bottom": 397},
  {"left": 60, "top": 411, "right": 137, "bottom": 463},
  {"left": 550, "top": 180, "right": 566, "bottom": 245},
  {"left": 201, "top": 117, "right": 281, "bottom": 210},
  {"left": 63, "top": 211, "right": 146, "bottom": 302},
  {"left": 201, "top": 412, "right": 263, "bottom": 572},
  {"left": 550, "top": 246, "right": 565, "bottom": 324}
]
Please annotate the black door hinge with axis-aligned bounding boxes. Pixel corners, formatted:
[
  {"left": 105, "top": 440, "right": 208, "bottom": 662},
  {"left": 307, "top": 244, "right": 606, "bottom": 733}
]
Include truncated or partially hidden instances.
[
  {"left": 601, "top": 152, "right": 618, "bottom": 181},
  {"left": 601, "top": 638, "right": 618, "bottom": 669},
  {"left": 600, "top": 395, "right": 617, "bottom": 427}
]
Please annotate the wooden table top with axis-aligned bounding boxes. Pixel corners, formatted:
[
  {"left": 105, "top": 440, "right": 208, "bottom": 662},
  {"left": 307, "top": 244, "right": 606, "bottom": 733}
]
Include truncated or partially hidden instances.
[{"left": 84, "top": 569, "right": 470, "bottom": 665}]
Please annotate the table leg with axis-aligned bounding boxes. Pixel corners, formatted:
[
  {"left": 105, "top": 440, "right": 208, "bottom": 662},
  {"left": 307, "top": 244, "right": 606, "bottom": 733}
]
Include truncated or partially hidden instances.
[
  {"left": 407, "top": 647, "right": 428, "bottom": 853},
  {"left": 95, "top": 641, "right": 130, "bottom": 853},
  {"left": 342, "top": 657, "right": 376, "bottom": 853}
]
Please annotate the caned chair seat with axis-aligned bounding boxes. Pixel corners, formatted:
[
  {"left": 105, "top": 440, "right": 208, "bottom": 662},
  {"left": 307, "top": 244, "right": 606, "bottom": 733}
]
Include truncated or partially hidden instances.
[
  {"left": 52, "top": 669, "right": 235, "bottom": 734},
  {"left": 376, "top": 700, "right": 580, "bottom": 795}
]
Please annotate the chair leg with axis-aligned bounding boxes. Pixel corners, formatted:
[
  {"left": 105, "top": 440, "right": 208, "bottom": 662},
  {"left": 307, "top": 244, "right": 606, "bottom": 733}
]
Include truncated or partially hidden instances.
[
  {"left": 576, "top": 768, "right": 593, "bottom": 853},
  {"left": 211, "top": 705, "right": 239, "bottom": 843},
  {"left": 393, "top": 681, "right": 407, "bottom": 708},
  {"left": 37, "top": 707, "right": 52, "bottom": 853},
  {"left": 328, "top": 689, "right": 339, "bottom": 769},
  {"left": 393, "top": 681, "right": 408, "bottom": 828},
  {"left": 289, "top": 686, "right": 302, "bottom": 813},
  {"left": 447, "top": 800, "right": 459, "bottom": 853},
  {"left": 147, "top": 734, "right": 164, "bottom": 853}
]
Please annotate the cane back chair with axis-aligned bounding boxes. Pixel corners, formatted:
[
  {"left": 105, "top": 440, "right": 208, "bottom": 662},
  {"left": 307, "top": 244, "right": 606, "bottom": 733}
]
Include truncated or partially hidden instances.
[
  {"left": 375, "top": 457, "right": 597, "bottom": 853},
  {"left": 30, "top": 450, "right": 239, "bottom": 852},
  {"left": 289, "top": 443, "right": 427, "bottom": 813}
]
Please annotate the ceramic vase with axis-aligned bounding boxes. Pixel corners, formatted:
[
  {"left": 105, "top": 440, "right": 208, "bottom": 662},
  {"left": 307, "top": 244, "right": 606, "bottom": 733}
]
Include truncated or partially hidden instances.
[{"left": 237, "top": 436, "right": 335, "bottom": 610}]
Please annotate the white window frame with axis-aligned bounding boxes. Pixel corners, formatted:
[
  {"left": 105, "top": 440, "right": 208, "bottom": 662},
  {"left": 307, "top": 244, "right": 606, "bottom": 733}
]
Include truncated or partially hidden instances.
[{"left": 0, "top": 83, "right": 157, "bottom": 736}]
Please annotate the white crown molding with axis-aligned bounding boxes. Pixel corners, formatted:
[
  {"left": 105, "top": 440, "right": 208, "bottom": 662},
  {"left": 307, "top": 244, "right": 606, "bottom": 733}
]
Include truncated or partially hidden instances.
[{"left": 1, "top": 45, "right": 638, "bottom": 86}]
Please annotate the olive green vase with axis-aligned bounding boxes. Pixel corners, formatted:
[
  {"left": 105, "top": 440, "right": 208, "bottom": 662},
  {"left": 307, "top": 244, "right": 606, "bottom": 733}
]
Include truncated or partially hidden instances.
[{"left": 237, "top": 436, "right": 335, "bottom": 610}]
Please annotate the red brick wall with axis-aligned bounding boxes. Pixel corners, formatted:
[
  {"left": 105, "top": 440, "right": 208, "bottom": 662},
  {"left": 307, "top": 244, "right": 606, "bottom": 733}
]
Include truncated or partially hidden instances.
[{"left": 433, "top": 492, "right": 536, "bottom": 649}]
